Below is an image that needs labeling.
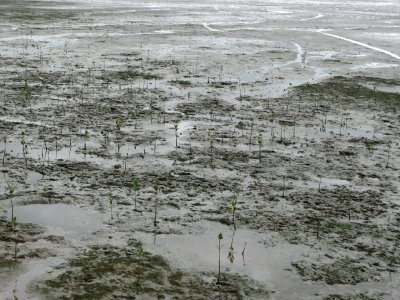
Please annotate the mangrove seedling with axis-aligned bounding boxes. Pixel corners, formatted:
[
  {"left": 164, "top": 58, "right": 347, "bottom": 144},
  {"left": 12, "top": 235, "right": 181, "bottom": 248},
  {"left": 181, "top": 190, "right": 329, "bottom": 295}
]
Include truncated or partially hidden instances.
[
  {"left": 316, "top": 216, "right": 321, "bottom": 239},
  {"left": 227, "top": 230, "right": 235, "bottom": 264},
  {"left": 116, "top": 118, "right": 123, "bottom": 132},
  {"left": 12, "top": 216, "right": 17, "bottom": 261},
  {"left": 109, "top": 195, "right": 113, "bottom": 219},
  {"left": 133, "top": 106, "right": 139, "bottom": 129},
  {"left": 231, "top": 194, "right": 238, "bottom": 230},
  {"left": 2, "top": 136, "right": 6, "bottom": 165},
  {"left": 174, "top": 120, "right": 179, "bottom": 150},
  {"left": 135, "top": 245, "right": 144, "bottom": 293},
  {"left": 386, "top": 143, "right": 391, "bottom": 169},
  {"left": 279, "top": 123, "right": 286, "bottom": 143},
  {"left": 23, "top": 79, "right": 33, "bottom": 114},
  {"left": 209, "top": 135, "right": 214, "bottom": 166},
  {"left": 249, "top": 122, "right": 254, "bottom": 148},
  {"left": 132, "top": 178, "right": 140, "bottom": 211},
  {"left": 318, "top": 176, "right": 322, "bottom": 192},
  {"left": 366, "top": 141, "right": 374, "bottom": 154},
  {"left": 153, "top": 185, "right": 160, "bottom": 227},
  {"left": 7, "top": 182, "right": 16, "bottom": 231},
  {"left": 83, "top": 129, "right": 89, "bottom": 151},
  {"left": 345, "top": 193, "right": 352, "bottom": 221},
  {"left": 217, "top": 232, "right": 223, "bottom": 284},
  {"left": 20, "top": 131, "right": 28, "bottom": 168},
  {"left": 154, "top": 131, "right": 158, "bottom": 153},
  {"left": 282, "top": 175, "right": 286, "bottom": 197},
  {"left": 257, "top": 132, "right": 263, "bottom": 163},
  {"left": 242, "top": 242, "right": 247, "bottom": 266}
]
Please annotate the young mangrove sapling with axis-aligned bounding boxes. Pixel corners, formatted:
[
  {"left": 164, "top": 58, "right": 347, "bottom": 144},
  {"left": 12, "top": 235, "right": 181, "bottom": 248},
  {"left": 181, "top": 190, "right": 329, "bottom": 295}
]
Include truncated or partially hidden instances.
[
  {"left": 231, "top": 194, "right": 238, "bottom": 230},
  {"left": 217, "top": 232, "right": 223, "bottom": 284},
  {"left": 109, "top": 195, "right": 113, "bottom": 220},
  {"left": 174, "top": 120, "right": 179, "bottom": 150},
  {"left": 153, "top": 185, "right": 160, "bottom": 226},
  {"left": 132, "top": 178, "right": 140, "bottom": 211},
  {"left": 257, "top": 132, "right": 263, "bottom": 163},
  {"left": 12, "top": 216, "right": 17, "bottom": 261},
  {"left": 7, "top": 182, "right": 16, "bottom": 231}
]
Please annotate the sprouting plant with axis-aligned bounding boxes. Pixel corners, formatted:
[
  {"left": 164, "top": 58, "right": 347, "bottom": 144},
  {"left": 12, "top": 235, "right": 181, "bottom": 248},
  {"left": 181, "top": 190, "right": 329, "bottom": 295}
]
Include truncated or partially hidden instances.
[
  {"left": 135, "top": 245, "right": 144, "bottom": 293},
  {"left": 271, "top": 126, "right": 275, "bottom": 141},
  {"left": 123, "top": 154, "right": 128, "bottom": 172},
  {"left": 339, "top": 113, "right": 344, "bottom": 136},
  {"left": 345, "top": 192, "right": 352, "bottom": 221},
  {"left": 227, "top": 231, "right": 235, "bottom": 264},
  {"left": 227, "top": 247, "right": 234, "bottom": 264},
  {"left": 153, "top": 131, "right": 158, "bottom": 153},
  {"left": 7, "top": 182, "right": 15, "bottom": 195},
  {"left": 173, "top": 120, "right": 179, "bottom": 150},
  {"left": 20, "top": 131, "right": 28, "bottom": 168},
  {"left": 109, "top": 195, "right": 113, "bottom": 220},
  {"left": 365, "top": 141, "right": 374, "bottom": 154},
  {"left": 150, "top": 99, "right": 155, "bottom": 124},
  {"left": 279, "top": 123, "right": 286, "bottom": 143},
  {"left": 241, "top": 242, "right": 247, "bottom": 266},
  {"left": 136, "top": 245, "right": 144, "bottom": 260},
  {"left": 153, "top": 185, "right": 160, "bottom": 227},
  {"left": 318, "top": 176, "right": 322, "bottom": 192},
  {"left": 305, "top": 124, "right": 308, "bottom": 143},
  {"left": 2, "top": 136, "right": 6, "bottom": 165},
  {"left": 386, "top": 143, "right": 391, "bottom": 169},
  {"left": 132, "top": 178, "right": 140, "bottom": 211},
  {"left": 188, "top": 132, "right": 193, "bottom": 164},
  {"left": 209, "top": 135, "right": 214, "bottom": 166},
  {"left": 249, "top": 122, "right": 254, "bottom": 148},
  {"left": 7, "top": 182, "right": 16, "bottom": 231},
  {"left": 231, "top": 194, "right": 238, "bottom": 230},
  {"left": 316, "top": 215, "right": 321, "bottom": 239},
  {"left": 217, "top": 232, "right": 223, "bottom": 284},
  {"left": 301, "top": 51, "right": 307, "bottom": 67},
  {"left": 133, "top": 106, "right": 139, "bottom": 130},
  {"left": 83, "top": 129, "right": 89, "bottom": 151},
  {"left": 12, "top": 216, "right": 17, "bottom": 261},
  {"left": 23, "top": 79, "right": 32, "bottom": 114},
  {"left": 116, "top": 118, "right": 123, "bottom": 132},
  {"left": 282, "top": 175, "right": 286, "bottom": 197},
  {"left": 257, "top": 132, "right": 263, "bottom": 163}
]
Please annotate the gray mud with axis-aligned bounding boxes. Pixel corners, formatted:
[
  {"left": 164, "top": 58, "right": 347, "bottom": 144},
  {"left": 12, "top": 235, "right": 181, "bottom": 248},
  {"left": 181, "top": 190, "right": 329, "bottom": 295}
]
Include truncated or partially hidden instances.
[{"left": 0, "top": 0, "right": 399, "bottom": 299}]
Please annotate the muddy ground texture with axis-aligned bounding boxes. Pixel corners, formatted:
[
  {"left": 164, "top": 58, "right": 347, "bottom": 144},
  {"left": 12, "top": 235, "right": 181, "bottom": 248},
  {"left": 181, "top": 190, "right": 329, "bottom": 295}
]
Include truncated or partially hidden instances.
[{"left": 1, "top": 0, "right": 400, "bottom": 299}]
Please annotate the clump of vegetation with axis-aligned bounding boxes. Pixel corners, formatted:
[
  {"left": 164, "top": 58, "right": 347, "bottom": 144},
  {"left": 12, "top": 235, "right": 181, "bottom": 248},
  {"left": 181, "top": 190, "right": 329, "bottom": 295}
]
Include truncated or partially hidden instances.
[
  {"left": 170, "top": 80, "right": 192, "bottom": 87},
  {"left": 292, "top": 257, "right": 382, "bottom": 285},
  {"left": 37, "top": 245, "right": 271, "bottom": 299}
]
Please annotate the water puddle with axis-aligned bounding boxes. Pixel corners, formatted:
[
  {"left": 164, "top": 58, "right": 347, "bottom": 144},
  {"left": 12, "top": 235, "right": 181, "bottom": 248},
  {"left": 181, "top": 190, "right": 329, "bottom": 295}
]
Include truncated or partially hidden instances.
[
  {"left": 133, "top": 220, "right": 312, "bottom": 297},
  {"left": 26, "top": 171, "right": 43, "bottom": 185},
  {"left": 4, "top": 204, "right": 104, "bottom": 238},
  {"left": 311, "top": 176, "right": 350, "bottom": 188},
  {"left": 0, "top": 257, "right": 66, "bottom": 300}
]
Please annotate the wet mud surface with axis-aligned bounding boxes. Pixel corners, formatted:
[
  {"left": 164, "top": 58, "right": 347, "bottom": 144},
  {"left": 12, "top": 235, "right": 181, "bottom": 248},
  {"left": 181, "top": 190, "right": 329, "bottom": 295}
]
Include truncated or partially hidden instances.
[{"left": 0, "top": 0, "right": 400, "bottom": 299}]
